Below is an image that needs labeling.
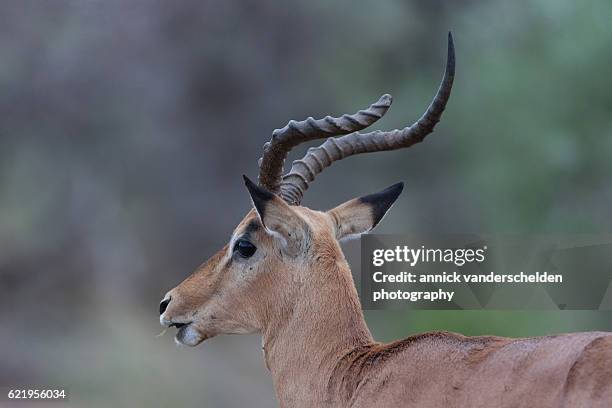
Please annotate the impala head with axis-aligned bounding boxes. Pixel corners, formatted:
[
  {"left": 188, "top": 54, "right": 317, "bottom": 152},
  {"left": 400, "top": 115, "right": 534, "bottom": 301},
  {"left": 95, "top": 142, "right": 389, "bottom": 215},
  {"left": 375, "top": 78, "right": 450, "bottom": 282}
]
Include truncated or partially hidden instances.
[{"left": 160, "top": 34, "right": 455, "bottom": 346}]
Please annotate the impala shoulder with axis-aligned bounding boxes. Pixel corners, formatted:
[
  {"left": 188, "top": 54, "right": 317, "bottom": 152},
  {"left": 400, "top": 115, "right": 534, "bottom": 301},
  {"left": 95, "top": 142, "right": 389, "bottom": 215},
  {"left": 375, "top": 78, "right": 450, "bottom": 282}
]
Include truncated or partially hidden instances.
[
  {"left": 327, "top": 332, "right": 499, "bottom": 404},
  {"left": 563, "top": 334, "right": 612, "bottom": 401},
  {"left": 344, "top": 331, "right": 496, "bottom": 365}
]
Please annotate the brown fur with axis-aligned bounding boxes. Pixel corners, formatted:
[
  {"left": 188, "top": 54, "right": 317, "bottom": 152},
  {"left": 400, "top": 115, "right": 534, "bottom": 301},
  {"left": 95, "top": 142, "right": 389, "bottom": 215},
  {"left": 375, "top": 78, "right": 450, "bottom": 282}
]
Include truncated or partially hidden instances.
[{"left": 161, "top": 199, "right": 612, "bottom": 407}]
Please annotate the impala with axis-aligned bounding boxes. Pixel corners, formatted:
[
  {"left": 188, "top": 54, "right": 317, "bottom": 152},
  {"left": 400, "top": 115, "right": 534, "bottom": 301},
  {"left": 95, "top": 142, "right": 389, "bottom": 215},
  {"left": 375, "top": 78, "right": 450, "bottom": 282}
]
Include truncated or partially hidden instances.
[{"left": 159, "top": 34, "right": 612, "bottom": 407}]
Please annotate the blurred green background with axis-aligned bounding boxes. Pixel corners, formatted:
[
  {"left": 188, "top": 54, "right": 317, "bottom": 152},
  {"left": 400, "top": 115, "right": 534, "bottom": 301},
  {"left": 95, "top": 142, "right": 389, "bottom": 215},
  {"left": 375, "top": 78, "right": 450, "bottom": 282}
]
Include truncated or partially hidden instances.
[{"left": 1, "top": 1, "right": 611, "bottom": 407}]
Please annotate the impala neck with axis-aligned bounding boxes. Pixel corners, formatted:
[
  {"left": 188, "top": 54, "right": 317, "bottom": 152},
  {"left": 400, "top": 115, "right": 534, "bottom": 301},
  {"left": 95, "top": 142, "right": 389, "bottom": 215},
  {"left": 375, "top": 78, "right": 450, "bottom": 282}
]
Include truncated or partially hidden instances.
[{"left": 261, "top": 252, "right": 373, "bottom": 407}]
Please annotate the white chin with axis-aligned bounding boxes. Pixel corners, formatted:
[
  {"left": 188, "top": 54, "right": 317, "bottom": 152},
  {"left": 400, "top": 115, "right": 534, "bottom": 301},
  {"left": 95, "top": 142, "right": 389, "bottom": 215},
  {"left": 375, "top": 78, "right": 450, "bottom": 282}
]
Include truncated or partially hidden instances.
[{"left": 175, "top": 325, "right": 204, "bottom": 347}]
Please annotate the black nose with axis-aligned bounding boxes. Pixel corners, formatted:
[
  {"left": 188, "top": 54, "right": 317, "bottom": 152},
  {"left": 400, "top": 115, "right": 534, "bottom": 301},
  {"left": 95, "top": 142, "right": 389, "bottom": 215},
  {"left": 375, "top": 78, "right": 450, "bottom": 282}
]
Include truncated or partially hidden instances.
[{"left": 159, "top": 297, "right": 171, "bottom": 315}]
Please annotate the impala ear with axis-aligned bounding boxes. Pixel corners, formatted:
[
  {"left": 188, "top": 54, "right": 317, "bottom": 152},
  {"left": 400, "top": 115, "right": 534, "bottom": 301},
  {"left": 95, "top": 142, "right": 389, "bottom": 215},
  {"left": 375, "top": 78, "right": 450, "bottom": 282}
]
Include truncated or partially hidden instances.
[
  {"left": 243, "top": 175, "right": 309, "bottom": 255},
  {"left": 328, "top": 182, "right": 404, "bottom": 240}
]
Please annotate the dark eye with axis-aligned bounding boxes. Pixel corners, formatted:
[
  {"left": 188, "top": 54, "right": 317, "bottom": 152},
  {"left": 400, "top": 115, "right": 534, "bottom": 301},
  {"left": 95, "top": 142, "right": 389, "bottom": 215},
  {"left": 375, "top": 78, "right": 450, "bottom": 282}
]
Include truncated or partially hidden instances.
[{"left": 234, "top": 239, "right": 257, "bottom": 258}]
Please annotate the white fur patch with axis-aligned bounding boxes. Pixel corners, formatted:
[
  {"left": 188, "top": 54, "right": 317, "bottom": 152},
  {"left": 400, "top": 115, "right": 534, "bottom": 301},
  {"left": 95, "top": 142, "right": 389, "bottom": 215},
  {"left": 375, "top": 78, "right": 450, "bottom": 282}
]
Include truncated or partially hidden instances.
[{"left": 175, "top": 325, "right": 202, "bottom": 347}]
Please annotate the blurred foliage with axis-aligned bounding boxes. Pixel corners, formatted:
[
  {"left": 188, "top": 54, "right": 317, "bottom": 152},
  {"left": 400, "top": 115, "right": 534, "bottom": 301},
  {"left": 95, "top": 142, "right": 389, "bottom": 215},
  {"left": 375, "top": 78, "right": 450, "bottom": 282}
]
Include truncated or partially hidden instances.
[{"left": 1, "top": 1, "right": 611, "bottom": 407}]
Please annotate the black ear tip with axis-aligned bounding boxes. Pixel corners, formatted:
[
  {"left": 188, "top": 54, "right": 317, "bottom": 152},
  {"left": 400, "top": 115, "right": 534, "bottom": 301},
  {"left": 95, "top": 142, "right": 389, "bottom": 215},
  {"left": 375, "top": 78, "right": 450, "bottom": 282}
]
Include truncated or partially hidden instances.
[
  {"left": 243, "top": 174, "right": 275, "bottom": 219},
  {"left": 390, "top": 181, "right": 404, "bottom": 196},
  {"left": 381, "top": 181, "right": 404, "bottom": 202},
  {"left": 359, "top": 181, "right": 404, "bottom": 227},
  {"left": 243, "top": 174, "right": 255, "bottom": 187},
  {"left": 243, "top": 174, "right": 266, "bottom": 196}
]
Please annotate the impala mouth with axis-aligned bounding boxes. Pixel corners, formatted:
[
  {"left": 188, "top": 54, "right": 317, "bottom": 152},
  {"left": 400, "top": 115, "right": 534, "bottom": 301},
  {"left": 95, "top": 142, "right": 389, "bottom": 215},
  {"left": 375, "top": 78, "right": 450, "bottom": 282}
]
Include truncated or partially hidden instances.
[
  {"left": 171, "top": 321, "right": 192, "bottom": 339},
  {"left": 171, "top": 321, "right": 206, "bottom": 346}
]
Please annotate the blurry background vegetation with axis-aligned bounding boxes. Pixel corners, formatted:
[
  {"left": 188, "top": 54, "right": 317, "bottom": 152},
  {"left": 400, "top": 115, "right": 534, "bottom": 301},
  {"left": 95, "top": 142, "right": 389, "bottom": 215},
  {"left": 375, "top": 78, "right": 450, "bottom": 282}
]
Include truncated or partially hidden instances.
[{"left": 1, "top": 1, "right": 611, "bottom": 407}]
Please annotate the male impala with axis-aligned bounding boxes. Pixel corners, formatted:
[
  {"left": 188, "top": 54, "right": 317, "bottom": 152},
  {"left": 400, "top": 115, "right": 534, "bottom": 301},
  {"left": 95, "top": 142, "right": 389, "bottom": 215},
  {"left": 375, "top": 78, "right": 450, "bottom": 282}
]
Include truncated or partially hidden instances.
[{"left": 159, "top": 34, "right": 612, "bottom": 407}]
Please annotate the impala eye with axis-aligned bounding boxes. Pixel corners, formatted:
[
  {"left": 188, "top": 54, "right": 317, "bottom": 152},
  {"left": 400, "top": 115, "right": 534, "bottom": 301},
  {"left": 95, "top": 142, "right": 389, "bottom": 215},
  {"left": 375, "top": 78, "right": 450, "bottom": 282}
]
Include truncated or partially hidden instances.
[{"left": 234, "top": 239, "right": 257, "bottom": 258}]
